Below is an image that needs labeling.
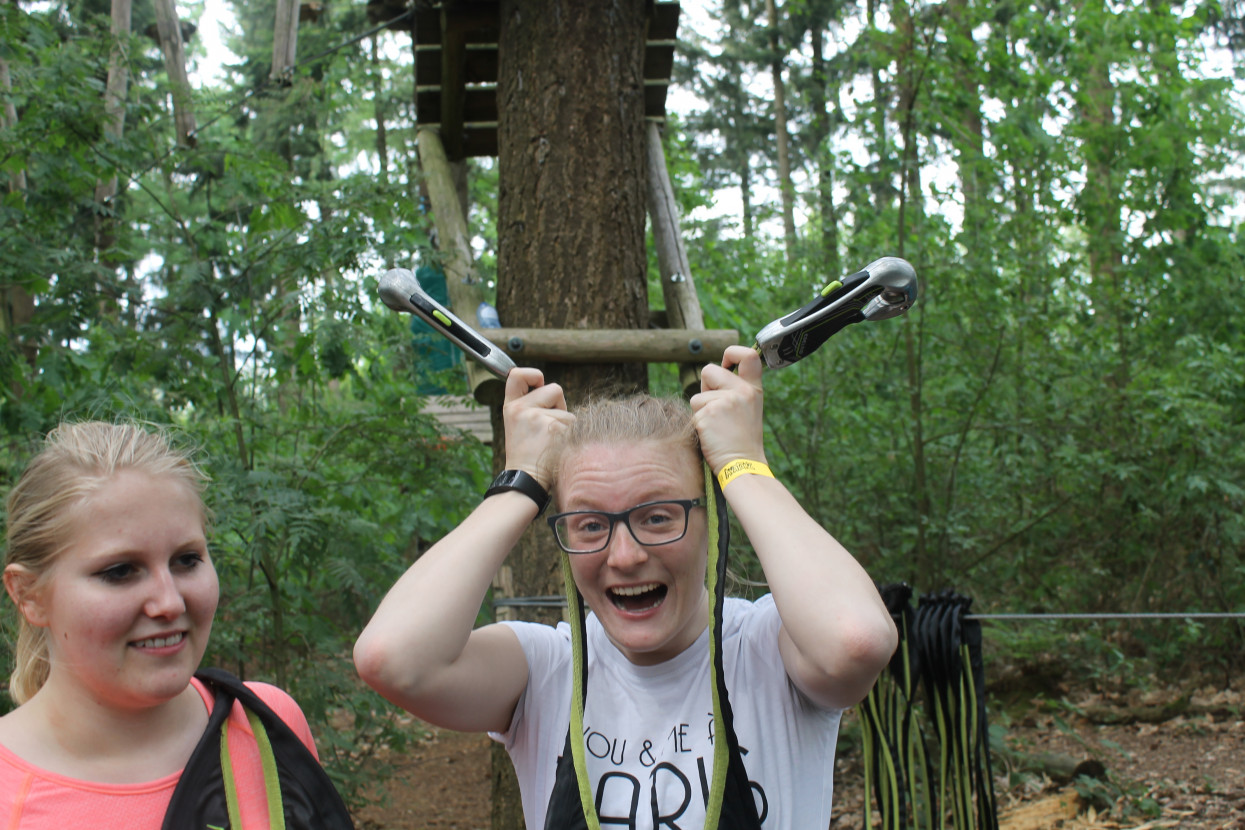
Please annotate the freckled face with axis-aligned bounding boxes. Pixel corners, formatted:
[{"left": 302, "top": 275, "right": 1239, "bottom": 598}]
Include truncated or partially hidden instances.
[
  {"left": 32, "top": 470, "right": 219, "bottom": 711},
  {"left": 559, "top": 440, "right": 708, "bottom": 666}
]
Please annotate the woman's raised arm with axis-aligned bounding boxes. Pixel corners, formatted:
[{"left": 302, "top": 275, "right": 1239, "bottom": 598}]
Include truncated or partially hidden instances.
[{"left": 353, "top": 368, "right": 575, "bottom": 733}]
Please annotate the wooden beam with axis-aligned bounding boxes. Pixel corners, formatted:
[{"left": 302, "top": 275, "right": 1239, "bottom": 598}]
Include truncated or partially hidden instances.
[
  {"left": 416, "top": 127, "right": 503, "bottom": 404},
  {"left": 480, "top": 328, "right": 738, "bottom": 365},
  {"left": 415, "top": 86, "right": 497, "bottom": 125},
  {"left": 646, "top": 122, "right": 710, "bottom": 396}
]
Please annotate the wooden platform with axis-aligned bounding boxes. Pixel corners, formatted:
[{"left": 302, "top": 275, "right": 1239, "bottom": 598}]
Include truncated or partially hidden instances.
[
  {"left": 424, "top": 394, "right": 494, "bottom": 443},
  {"left": 367, "top": 0, "right": 682, "bottom": 159}
]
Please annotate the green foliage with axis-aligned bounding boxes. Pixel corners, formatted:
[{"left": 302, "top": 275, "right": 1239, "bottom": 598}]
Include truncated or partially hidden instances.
[
  {"left": 0, "top": 0, "right": 483, "bottom": 805},
  {"left": 675, "top": 0, "right": 1245, "bottom": 679}
]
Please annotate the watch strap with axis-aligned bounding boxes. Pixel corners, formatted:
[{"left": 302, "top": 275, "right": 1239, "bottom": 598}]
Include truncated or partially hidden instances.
[{"left": 485, "top": 469, "right": 551, "bottom": 516}]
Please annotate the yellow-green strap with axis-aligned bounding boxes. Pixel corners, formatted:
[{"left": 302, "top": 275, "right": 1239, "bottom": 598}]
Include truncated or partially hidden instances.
[
  {"left": 249, "top": 708, "right": 286, "bottom": 830},
  {"left": 560, "top": 551, "right": 600, "bottom": 830},
  {"left": 219, "top": 721, "right": 245, "bottom": 830},
  {"left": 702, "top": 460, "right": 728, "bottom": 830},
  {"left": 219, "top": 708, "right": 286, "bottom": 830}
]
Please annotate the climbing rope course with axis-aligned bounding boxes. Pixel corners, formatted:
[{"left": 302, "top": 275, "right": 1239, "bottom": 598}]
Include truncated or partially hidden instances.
[
  {"left": 858, "top": 589, "right": 1245, "bottom": 830},
  {"left": 862, "top": 585, "right": 1000, "bottom": 830}
]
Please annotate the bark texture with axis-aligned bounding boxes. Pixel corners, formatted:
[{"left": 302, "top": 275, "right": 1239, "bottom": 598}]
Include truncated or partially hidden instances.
[{"left": 491, "top": 3, "right": 653, "bottom": 826}]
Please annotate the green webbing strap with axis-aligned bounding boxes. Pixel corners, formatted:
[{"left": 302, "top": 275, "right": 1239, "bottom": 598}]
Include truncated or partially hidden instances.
[
  {"left": 560, "top": 551, "right": 599, "bottom": 830},
  {"left": 557, "top": 459, "right": 730, "bottom": 830},
  {"left": 220, "top": 721, "right": 245, "bottom": 830},
  {"left": 250, "top": 708, "right": 287, "bottom": 830},
  {"left": 702, "top": 460, "right": 730, "bottom": 829},
  {"left": 219, "top": 708, "right": 287, "bottom": 830}
]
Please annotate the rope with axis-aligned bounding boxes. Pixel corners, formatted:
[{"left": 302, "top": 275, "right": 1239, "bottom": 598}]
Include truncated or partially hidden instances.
[
  {"left": 489, "top": 598, "right": 1245, "bottom": 619},
  {"left": 967, "top": 612, "right": 1245, "bottom": 621}
]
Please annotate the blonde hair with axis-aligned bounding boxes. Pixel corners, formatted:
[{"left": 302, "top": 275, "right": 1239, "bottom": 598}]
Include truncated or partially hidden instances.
[
  {"left": 550, "top": 394, "right": 701, "bottom": 507},
  {"left": 3, "top": 421, "right": 210, "bottom": 704}
]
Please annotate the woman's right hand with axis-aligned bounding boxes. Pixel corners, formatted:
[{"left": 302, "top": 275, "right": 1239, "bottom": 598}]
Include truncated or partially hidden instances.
[{"left": 501, "top": 368, "right": 575, "bottom": 488}]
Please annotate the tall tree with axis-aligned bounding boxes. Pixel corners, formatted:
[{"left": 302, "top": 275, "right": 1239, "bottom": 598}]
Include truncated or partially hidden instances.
[
  {"left": 801, "top": 0, "right": 844, "bottom": 277},
  {"left": 675, "top": 4, "right": 771, "bottom": 240},
  {"left": 152, "top": 0, "right": 196, "bottom": 146},
  {"left": 1073, "top": 0, "right": 1129, "bottom": 388},
  {"left": 93, "top": 0, "right": 131, "bottom": 257},
  {"left": 943, "top": 0, "right": 989, "bottom": 253},
  {"left": 492, "top": 2, "right": 652, "bottom": 825},
  {"left": 766, "top": 0, "right": 797, "bottom": 261},
  {"left": 0, "top": 0, "right": 35, "bottom": 372}
]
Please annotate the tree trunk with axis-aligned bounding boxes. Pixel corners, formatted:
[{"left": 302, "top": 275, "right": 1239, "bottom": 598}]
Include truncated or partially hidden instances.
[
  {"left": 867, "top": 0, "right": 890, "bottom": 213},
  {"left": 271, "top": 0, "right": 300, "bottom": 82},
  {"left": 371, "top": 33, "right": 388, "bottom": 186},
  {"left": 151, "top": 0, "right": 197, "bottom": 146},
  {"left": 1076, "top": 0, "right": 1128, "bottom": 388},
  {"left": 492, "top": 1, "right": 651, "bottom": 825},
  {"left": 94, "top": 0, "right": 131, "bottom": 257},
  {"left": 0, "top": 6, "right": 36, "bottom": 372},
  {"left": 945, "top": 0, "right": 988, "bottom": 254},
  {"left": 808, "top": 23, "right": 841, "bottom": 279},
  {"left": 892, "top": 0, "right": 933, "bottom": 586},
  {"left": 721, "top": 7, "right": 754, "bottom": 239},
  {"left": 496, "top": 0, "right": 649, "bottom": 393},
  {"left": 767, "top": 0, "right": 797, "bottom": 262},
  {"left": 736, "top": 82, "right": 755, "bottom": 240}
]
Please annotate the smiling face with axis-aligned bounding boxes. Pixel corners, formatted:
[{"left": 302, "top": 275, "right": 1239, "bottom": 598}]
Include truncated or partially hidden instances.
[
  {"left": 26, "top": 470, "right": 219, "bottom": 711},
  {"left": 559, "top": 440, "right": 708, "bottom": 666}
]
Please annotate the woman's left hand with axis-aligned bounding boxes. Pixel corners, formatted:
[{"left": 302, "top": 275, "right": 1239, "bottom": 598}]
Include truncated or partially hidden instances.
[{"left": 690, "top": 345, "right": 767, "bottom": 474}]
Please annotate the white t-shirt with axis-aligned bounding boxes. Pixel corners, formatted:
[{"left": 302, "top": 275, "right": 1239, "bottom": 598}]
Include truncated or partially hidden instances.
[{"left": 494, "top": 594, "right": 842, "bottom": 830}]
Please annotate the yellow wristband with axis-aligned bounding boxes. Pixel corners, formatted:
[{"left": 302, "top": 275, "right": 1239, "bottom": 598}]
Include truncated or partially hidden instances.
[{"left": 716, "top": 459, "right": 775, "bottom": 490}]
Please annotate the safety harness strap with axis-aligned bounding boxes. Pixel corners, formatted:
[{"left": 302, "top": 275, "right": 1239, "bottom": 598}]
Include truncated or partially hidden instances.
[{"left": 162, "top": 668, "right": 355, "bottom": 830}]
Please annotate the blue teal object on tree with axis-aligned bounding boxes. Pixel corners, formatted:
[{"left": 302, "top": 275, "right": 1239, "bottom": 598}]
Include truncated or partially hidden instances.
[
  {"left": 476, "top": 301, "right": 500, "bottom": 328},
  {"left": 409, "top": 264, "right": 461, "bottom": 394}
]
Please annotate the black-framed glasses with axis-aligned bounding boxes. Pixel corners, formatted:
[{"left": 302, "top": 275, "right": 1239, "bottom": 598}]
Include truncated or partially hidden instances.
[{"left": 546, "top": 498, "right": 705, "bottom": 554}]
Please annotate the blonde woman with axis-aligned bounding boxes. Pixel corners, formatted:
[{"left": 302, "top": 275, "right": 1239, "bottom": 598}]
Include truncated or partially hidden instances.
[
  {"left": 356, "top": 346, "right": 897, "bottom": 829},
  {"left": 1, "top": 421, "right": 352, "bottom": 829}
]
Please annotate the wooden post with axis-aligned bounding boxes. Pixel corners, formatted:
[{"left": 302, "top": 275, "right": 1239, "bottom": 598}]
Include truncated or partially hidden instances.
[
  {"left": 646, "top": 122, "right": 711, "bottom": 397},
  {"left": 416, "top": 127, "right": 504, "bottom": 404},
  {"left": 151, "top": 0, "right": 196, "bottom": 147}
]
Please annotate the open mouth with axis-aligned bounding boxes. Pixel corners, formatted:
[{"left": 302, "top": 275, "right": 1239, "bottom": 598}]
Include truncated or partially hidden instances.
[
  {"left": 608, "top": 583, "right": 668, "bottom": 613},
  {"left": 130, "top": 632, "right": 185, "bottom": 649}
]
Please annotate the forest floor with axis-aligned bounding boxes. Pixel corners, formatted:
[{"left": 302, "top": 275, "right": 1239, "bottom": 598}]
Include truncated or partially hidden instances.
[{"left": 351, "top": 674, "right": 1245, "bottom": 829}]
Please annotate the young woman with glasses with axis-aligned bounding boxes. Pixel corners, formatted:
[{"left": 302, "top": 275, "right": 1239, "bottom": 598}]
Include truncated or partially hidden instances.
[{"left": 355, "top": 345, "right": 897, "bottom": 829}]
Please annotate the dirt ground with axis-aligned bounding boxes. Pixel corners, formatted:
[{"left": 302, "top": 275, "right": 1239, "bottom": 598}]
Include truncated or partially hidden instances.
[{"left": 351, "top": 680, "right": 1245, "bottom": 829}]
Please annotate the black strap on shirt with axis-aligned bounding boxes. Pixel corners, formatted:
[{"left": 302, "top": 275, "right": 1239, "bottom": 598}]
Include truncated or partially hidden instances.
[{"left": 161, "top": 668, "right": 355, "bottom": 830}]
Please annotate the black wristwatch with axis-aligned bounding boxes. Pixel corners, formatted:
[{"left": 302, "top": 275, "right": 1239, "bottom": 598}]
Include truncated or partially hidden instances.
[{"left": 485, "top": 469, "right": 551, "bottom": 516}]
